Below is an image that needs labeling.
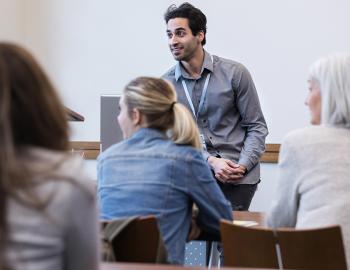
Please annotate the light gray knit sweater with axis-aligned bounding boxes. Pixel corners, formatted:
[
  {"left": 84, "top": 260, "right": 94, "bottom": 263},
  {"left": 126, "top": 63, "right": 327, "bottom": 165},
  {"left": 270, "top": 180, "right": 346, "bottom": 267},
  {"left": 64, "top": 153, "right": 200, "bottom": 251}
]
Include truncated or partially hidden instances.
[
  {"left": 6, "top": 148, "right": 99, "bottom": 270},
  {"left": 268, "top": 125, "right": 350, "bottom": 267}
]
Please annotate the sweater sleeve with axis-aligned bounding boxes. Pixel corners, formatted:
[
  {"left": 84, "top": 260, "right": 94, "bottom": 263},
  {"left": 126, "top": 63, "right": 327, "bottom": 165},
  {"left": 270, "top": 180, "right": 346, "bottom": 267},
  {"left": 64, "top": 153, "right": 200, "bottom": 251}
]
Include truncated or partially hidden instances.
[
  {"left": 267, "top": 134, "right": 300, "bottom": 228},
  {"left": 64, "top": 180, "right": 100, "bottom": 270}
]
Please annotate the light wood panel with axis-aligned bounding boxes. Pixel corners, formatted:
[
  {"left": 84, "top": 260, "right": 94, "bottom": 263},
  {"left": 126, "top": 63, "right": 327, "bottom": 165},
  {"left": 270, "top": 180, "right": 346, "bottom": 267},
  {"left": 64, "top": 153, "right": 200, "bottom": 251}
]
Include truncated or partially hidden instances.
[
  {"left": 69, "top": 141, "right": 100, "bottom": 159},
  {"left": 260, "top": 144, "right": 280, "bottom": 163},
  {"left": 70, "top": 141, "right": 280, "bottom": 163}
]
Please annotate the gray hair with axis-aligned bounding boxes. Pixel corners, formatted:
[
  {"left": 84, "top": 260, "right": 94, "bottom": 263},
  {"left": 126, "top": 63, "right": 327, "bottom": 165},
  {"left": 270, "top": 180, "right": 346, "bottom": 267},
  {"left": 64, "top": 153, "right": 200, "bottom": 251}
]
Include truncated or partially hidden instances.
[{"left": 309, "top": 53, "right": 350, "bottom": 128}]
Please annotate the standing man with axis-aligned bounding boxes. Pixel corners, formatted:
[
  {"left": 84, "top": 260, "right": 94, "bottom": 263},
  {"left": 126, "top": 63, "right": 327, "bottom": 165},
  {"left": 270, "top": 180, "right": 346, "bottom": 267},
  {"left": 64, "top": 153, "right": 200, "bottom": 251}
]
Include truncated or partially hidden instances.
[{"left": 163, "top": 3, "right": 268, "bottom": 211}]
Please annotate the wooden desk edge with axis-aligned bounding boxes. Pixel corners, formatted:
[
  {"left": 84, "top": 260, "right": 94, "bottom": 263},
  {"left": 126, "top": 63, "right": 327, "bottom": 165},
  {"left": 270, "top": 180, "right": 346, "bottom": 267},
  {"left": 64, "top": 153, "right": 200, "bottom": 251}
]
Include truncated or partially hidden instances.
[
  {"left": 101, "top": 262, "right": 276, "bottom": 270},
  {"left": 232, "top": 211, "right": 267, "bottom": 227}
]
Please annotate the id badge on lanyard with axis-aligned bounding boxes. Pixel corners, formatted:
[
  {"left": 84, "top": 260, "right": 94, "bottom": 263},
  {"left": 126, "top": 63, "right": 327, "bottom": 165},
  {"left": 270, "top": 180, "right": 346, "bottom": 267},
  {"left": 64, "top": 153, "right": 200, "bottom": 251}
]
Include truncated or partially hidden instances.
[
  {"left": 181, "top": 69, "right": 212, "bottom": 151},
  {"left": 199, "top": 133, "right": 207, "bottom": 150}
]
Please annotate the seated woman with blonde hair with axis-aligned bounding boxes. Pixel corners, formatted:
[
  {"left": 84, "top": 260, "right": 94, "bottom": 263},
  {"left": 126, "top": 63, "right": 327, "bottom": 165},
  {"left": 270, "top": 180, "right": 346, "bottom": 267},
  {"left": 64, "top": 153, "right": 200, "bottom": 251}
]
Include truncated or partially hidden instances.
[
  {"left": 268, "top": 53, "right": 350, "bottom": 265},
  {"left": 97, "top": 77, "right": 232, "bottom": 264},
  {"left": 0, "top": 43, "right": 99, "bottom": 270}
]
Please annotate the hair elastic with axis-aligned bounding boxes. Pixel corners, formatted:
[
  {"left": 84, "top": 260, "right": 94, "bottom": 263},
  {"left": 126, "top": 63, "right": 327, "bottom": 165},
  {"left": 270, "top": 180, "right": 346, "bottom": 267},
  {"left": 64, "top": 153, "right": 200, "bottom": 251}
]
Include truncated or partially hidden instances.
[{"left": 170, "top": 101, "right": 177, "bottom": 110}]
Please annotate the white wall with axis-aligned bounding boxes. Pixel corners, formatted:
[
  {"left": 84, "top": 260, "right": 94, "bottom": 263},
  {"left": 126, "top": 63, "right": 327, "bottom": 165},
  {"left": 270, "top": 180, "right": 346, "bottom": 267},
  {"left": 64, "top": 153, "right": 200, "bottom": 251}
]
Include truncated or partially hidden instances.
[
  {"left": 22, "top": 0, "right": 174, "bottom": 141},
  {"left": 21, "top": 0, "right": 350, "bottom": 143},
  {"left": 3, "top": 0, "right": 350, "bottom": 211},
  {"left": 0, "top": 0, "right": 24, "bottom": 42}
]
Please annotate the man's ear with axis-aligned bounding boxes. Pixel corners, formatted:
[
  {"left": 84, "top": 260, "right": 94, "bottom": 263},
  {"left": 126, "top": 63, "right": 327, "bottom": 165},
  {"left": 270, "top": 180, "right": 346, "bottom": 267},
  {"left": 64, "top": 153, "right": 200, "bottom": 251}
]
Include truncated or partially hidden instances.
[
  {"left": 197, "top": 30, "right": 205, "bottom": 44},
  {"left": 131, "top": 108, "right": 142, "bottom": 125}
]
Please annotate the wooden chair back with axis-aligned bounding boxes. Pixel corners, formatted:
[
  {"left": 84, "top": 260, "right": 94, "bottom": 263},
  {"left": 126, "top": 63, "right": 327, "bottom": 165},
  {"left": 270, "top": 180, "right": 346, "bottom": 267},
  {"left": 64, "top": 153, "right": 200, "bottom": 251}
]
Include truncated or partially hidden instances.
[
  {"left": 221, "top": 219, "right": 347, "bottom": 270},
  {"left": 105, "top": 216, "right": 162, "bottom": 263},
  {"left": 278, "top": 225, "right": 347, "bottom": 270},
  {"left": 220, "top": 219, "right": 279, "bottom": 268}
]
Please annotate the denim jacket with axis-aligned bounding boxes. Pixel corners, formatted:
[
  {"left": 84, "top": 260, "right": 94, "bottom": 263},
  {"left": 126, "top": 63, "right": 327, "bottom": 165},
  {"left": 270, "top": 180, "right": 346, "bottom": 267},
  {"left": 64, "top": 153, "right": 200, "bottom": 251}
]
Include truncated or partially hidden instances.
[{"left": 97, "top": 128, "right": 232, "bottom": 264}]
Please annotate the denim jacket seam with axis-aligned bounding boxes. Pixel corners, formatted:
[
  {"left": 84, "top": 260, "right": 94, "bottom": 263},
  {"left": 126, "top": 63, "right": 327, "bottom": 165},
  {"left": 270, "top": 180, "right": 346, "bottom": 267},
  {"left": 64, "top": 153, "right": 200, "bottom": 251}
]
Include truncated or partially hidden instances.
[
  {"left": 100, "top": 153, "right": 187, "bottom": 162},
  {"left": 162, "top": 159, "right": 175, "bottom": 217},
  {"left": 190, "top": 157, "right": 228, "bottom": 216}
]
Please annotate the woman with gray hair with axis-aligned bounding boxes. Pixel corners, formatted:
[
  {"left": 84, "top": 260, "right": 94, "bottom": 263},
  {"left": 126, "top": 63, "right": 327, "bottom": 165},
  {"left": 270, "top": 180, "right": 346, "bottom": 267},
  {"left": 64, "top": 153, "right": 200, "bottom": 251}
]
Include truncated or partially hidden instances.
[{"left": 268, "top": 53, "right": 350, "bottom": 265}]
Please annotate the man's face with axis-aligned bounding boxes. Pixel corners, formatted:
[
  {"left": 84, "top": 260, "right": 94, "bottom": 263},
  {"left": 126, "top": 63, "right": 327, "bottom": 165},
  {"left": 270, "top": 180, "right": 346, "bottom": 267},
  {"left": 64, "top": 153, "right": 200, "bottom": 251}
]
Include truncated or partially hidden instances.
[{"left": 166, "top": 18, "right": 203, "bottom": 61}]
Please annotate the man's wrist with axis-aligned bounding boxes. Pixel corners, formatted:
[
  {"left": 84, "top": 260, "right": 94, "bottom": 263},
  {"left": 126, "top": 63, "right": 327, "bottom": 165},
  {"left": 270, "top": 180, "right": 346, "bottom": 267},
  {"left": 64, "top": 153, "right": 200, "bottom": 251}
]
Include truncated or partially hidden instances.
[
  {"left": 207, "top": 156, "right": 216, "bottom": 168},
  {"left": 240, "top": 164, "right": 248, "bottom": 175}
]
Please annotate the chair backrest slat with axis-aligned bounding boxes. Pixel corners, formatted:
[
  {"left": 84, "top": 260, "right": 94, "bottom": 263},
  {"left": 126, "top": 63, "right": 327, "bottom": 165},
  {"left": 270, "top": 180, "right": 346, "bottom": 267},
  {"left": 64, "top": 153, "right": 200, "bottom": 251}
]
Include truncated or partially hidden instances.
[
  {"left": 220, "top": 220, "right": 279, "bottom": 268},
  {"left": 103, "top": 216, "right": 164, "bottom": 263},
  {"left": 278, "top": 226, "right": 347, "bottom": 270},
  {"left": 220, "top": 219, "right": 348, "bottom": 270},
  {"left": 114, "top": 216, "right": 159, "bottom": 263}
]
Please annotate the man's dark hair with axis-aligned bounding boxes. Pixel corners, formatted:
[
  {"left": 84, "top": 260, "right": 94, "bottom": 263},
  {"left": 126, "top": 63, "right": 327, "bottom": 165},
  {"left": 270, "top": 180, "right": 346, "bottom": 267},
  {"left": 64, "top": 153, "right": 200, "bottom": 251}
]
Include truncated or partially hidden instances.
[{"left": 164, "top": 2, "right": 207, "bottom": 46}]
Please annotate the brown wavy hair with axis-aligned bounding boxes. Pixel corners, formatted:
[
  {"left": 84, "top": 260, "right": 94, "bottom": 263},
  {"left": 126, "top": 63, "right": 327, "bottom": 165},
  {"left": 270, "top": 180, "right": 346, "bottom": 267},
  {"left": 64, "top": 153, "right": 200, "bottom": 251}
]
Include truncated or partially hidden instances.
[{"left": 0, "top": 43, "right": 69, "bottom": 269}]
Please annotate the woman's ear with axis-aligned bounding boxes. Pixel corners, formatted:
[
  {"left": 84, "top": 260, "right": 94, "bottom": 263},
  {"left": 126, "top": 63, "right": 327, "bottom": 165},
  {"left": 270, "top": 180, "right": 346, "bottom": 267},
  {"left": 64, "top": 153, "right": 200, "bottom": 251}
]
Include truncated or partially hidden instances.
[{"left": 131, "top": 108, "right": 142, "bottom": 125}]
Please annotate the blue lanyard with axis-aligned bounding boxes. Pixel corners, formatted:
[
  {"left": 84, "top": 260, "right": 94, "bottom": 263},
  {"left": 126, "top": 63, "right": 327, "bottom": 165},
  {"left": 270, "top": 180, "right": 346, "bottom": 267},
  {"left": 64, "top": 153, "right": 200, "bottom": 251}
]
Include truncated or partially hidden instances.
[
  {"left": 181, "top": 56, "right": 213, "bottom": 120},
  {"left": 181, "top": 73, "right": 211, "bottom": 120}
]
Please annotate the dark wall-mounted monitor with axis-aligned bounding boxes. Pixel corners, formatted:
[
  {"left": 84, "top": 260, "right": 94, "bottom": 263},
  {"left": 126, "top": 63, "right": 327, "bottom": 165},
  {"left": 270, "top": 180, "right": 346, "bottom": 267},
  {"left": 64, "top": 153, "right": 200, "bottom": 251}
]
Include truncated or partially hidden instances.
[{"left": 100, "top": 95, "right": 124, "bottom": 152}]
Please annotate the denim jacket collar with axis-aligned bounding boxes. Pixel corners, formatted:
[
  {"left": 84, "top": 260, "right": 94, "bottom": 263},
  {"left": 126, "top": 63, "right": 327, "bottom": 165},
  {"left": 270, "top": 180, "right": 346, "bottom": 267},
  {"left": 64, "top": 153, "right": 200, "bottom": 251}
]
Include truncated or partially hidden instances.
[{"left": 130, "top": 128, "right": 167, "bottom": 142}]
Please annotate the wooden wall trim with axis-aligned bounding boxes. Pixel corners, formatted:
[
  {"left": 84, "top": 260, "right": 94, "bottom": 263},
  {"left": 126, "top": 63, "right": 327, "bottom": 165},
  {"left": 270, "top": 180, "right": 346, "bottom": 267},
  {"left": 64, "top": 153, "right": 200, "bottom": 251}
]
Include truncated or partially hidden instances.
[
  {"left": 70, "top": 141, "right": 280, "bottom": 163},
  {"left": 260, "top": 143, "right": 280, "bottom": 163},
  {"left": 70, "top": 141, "right": 100, "bottom": 160}
]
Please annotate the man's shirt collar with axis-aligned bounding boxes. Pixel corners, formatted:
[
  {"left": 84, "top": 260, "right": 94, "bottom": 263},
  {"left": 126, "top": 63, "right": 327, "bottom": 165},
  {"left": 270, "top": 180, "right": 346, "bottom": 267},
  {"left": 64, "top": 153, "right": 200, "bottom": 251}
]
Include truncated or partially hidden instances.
[{"left": 174, "top": 50, "right": 213, "bottom": 81}]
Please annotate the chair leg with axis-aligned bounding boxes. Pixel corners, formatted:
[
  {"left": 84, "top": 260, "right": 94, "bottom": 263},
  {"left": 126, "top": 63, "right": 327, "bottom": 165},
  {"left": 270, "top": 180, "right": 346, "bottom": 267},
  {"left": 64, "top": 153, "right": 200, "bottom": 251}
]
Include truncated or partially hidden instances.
[
  {"left": 208, "top": 242, "right": 222, "bottom": 268},
  {"left": 206, "top": 241, "right": 212, "bottom": 266}
]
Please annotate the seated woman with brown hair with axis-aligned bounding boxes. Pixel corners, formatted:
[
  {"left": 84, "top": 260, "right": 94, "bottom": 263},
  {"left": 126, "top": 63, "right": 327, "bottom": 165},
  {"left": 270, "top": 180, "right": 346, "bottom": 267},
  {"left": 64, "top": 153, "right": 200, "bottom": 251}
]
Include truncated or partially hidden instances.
[{"left": 0, "top": 43, "right": 99, "bottom": 270}]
